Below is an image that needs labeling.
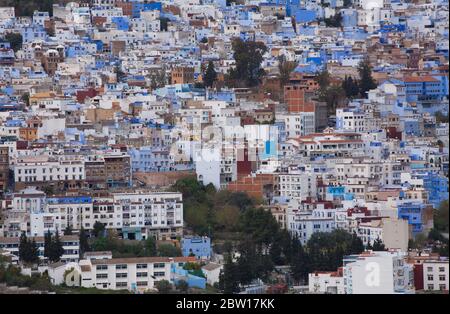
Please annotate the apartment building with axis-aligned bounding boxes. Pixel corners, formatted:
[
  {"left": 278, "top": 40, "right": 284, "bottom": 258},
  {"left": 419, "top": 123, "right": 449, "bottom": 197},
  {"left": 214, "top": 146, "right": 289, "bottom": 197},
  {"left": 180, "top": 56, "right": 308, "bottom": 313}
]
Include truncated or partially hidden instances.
[
  {"left": 30, "top": 196, "right": 93, "bottom": 237},
  {"left": 357, "top": 217, "right": 409, "bottom": 251},
  {"left": 422, "top": 259, "right": 449, "bottom": 292},
  {"left": 0, "top": 235, "right": 80, "bottom": 263},
  {"left": 78, "top": 256, "right": 195, "bottom": 292},
  {"left": 343, "top": 250, "right": 415, "bottom": 294},
  {"left": 278, "top": 171, "right": 317, "bottom": 201},
  {"left": 0, "top": 146, "right": 9, "bottom": 192},
  {"left": 13, "top": 155, "right": 85, "bottom": 190},
  {"left": 308, "top": 268, "right": 345, "bottom": 294}
]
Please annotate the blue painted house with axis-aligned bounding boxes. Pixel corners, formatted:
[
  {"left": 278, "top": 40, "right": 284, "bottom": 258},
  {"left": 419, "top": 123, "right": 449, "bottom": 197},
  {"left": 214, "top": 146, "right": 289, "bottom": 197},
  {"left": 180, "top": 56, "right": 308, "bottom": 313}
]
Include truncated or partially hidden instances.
[
  {"left": 422, "top": 173, "right": 449, "bottom": 209},
  {"left": 397, "top": 202, "right": 425, "bottom": 236},
  {"left": 181, "top": 236, "right": 211, "bottom": 260}
]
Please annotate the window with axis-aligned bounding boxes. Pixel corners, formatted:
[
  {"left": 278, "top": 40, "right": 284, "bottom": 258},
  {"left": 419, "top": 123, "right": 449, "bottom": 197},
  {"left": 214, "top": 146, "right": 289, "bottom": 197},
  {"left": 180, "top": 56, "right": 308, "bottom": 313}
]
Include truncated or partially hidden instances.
[
  {"left": 439, "top": 275, "right": 446, "bottom": 281},
  {"left": 116, "top": 282, "right": 127, "bottom": 288},
  {"left": 137, "top": 272, "right": 147, "bottom": 277},
  {"left": 137, "top": 281, "right": 148, "bottom": 287},
  {"left": 428, "top": 275, "right": 434, "bottom": 281},
  {"left": 96, "top": 273, "right": 108, "bottom": 279},
  {"left": 154, "top": 263, "right": 165, "bottom": 268},
  {"left": 116, "top": 264, "right": 127, "bottom": 270},
  {"left": 153, "top": 272, "right": 165, "bottom": 277},
  {"left": 96, "top": 265, "right": 108, "bottom": 270},
  {"left": 116, "top": 273, "right": 127, "bottom": 278},
  {"left": 137, "top": 264, "right": 147, "bottom": 269}
]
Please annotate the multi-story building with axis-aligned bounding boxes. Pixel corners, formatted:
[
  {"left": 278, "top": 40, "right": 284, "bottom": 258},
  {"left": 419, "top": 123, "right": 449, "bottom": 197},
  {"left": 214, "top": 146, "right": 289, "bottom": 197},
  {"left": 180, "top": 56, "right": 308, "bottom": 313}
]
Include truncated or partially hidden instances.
[
  {"left": 0, "top": 146, "right": 9, "bottom": 192},
  {"left": 357, "top": 217, "right": 409, "bottom": 251},
  {"left": 343, "top": 250, "right": 415, "bottom": 294},
  {"left": 287, "top": 202, "right": 337, "bottom": 245},
  {"left": 422, "top": 259, "right": 449, "bottom": 292},
  {"left": 308, "top": 268, "right": 345, "bottom": 294},
  {"left": 0, "top": 235, "right": 80, "bottom": 263},
  {"left": 171, "top": 66, "right": 195, "bottom": 85},
  {"left": 78, "top": 256, "right": 195, "bottom": 292},
  {"left": 13, "top": 155, "right": 85, "bottom": 191},
  {"left": 30, "top": 196, "right": 93, "bottom": 237},
  {"left": 278, "top": 171, "right": 317, "bottom": 201},
  {"left": 181, "top": 236, "right": 211, "bottom": 260},
  {"left": 104, "top": 153, "right": 132, "bottom": 188}
]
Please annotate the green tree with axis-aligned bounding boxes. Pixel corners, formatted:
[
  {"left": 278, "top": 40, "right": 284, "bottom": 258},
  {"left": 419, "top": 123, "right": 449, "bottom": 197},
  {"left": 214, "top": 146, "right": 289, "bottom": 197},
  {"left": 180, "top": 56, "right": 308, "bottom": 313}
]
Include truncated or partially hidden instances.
[
  {"left": 434, "top": 200, "right": 449, "bottom": 233},
  {"left": 307, "top": 229, "right": 357, "bottom": 271},
  {"left": 64, "top": 225, "right": 73, "bottom": 236},
  {"left": 114, "top": 64, "right": 126, "bottom": 82},
  {"left": 232, "top": 239, "right": 274, "bottom": 286},
  {"left": 435, "top": 111, "right": 449, "bottom": 124},
  {"left": 48, "top": 231, "right": 64, "bottom": 262},
  {"left": 155, "top": 279, "right": 172, "bottom": 294},
  {"left": 143, "top": 237, "right": 157, "bottom": 256},
  {"left": 350, "top": 232, "right": 365, "bottom": 254},
  {"left": 149, "top": 68, "right": 167, "bottom": 90},
  {"left": 159, "top": 17, "right": 169, "bottom": 31},
  {"left": 79, "top": 227, "right": 90, "bottom": 257},
  {"left": 227, "top": 38, "right": 267, "bottom": 87},
  {"left": 176, "top": 279, "right": 189, "bottom": 293},
  {"left": 44, "top": 230, "right": 52, "bottom": 260},
  {"left": 19, "top": 232, "right": 39, "bottom": 265},
  {"left": 92, "top": 221, "right": 105, "bottom": 238},
  {"left": 204, "top": 61, "right": 217, "bottom": 88},
  {"left": 357, "top": 58, "right": 377, "bottom": 98},
  {"left": 319, "top": 85, "right": 346, "bottom": 114},
  {"left": 278, "top": 54, "right": 298, "bottom": 87},
  {"left": 315, "top": 69, "right": 331, "bottom": 92},
  {"left": 290, "top": 235, "right": 310, "bottom": 283},
  {"left": 238, "top": 207, "right": 279, "bottom": 247},
  {"left": 372, "top": 237, "right": 386, "bottom": 251},
  {"left": 157, "top": 244, "right": 182, "bottom": 257},
  {"left": 218, "top": 252, "right": 239, "bottom": 294},
  {"left": 343, "top": 0, "right": 352, "bottom": 8},
  {"left": 342, "top": 76, "right": 359, "bottom": 98},
  {"left": 21, "top": 92, "right": 30, "bottom": 106},
  {"left": 323, "top": 12, "right": 343, "bottom": 27},
  {"left": 4, "top": 32, "right": 22, "bottom": 52}
]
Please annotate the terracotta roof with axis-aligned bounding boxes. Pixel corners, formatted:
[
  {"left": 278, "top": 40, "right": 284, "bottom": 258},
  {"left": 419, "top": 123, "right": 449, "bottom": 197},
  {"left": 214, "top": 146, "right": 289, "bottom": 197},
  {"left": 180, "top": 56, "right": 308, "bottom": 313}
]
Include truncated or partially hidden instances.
[
  {"left": 202, "top": 262, "right": 222, "bottom": 271},
  {"left": 90, "top": 256, "right": 196, "bottom": 265},
  {"left": 80, "top": 265, "right": 91, "bottom": 272},
  {"left": 48, "top": 261, "right": 65, "bottom": 269},
  {"left": 404, "top": 76, "right": 439, "bottom": 83},
  {"left": 0, "top": 235, "right": 79, "bottom": 243}
]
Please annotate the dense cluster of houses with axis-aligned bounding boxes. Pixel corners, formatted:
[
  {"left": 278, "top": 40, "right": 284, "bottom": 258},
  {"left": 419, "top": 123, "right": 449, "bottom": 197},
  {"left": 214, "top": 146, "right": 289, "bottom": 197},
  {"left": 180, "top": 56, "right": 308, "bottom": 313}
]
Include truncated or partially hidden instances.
[{"left": 0, "top": 0, "right": 448, "bottom": 294}]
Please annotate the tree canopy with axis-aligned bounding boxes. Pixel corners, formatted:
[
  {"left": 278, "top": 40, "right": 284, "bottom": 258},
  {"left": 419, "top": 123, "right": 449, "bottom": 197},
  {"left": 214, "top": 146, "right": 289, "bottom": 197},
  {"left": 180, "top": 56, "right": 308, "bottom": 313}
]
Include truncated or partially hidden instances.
[
  {"left": 357, "top": 58, "right": 377, "bottom": 97},
  {"left": 226, "top": 38, "right": 267, "bottom": 87}
]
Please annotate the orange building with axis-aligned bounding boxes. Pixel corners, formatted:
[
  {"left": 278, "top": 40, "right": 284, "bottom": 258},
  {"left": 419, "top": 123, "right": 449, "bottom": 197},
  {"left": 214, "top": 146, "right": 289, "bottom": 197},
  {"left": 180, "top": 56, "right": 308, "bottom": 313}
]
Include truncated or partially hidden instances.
[
  {"left": 284, "top": 72, "right": 319, "bottom": 113},
  {"left": 227, "top": 173, "right": 276, "bottom": 200},
  {"left": 171, "top": 66, "right": 195, "bottom": 84},
  {"left": 19, "top": 127, "right": 38, "bottom": 141}
]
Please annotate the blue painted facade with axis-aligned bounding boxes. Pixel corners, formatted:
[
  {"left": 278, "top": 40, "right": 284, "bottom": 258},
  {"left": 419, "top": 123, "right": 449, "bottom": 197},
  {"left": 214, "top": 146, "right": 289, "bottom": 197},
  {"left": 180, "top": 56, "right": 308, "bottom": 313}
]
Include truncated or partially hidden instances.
[
  {"left": 171, "top": 264, "right": 206, "bottom": 289},
  {"left": 397, "top": 202, "right": 425, "bottom": 236},
  {"left": 422, "top": 173, "right": 449, "bottom": 209},
  {"left": 181, "top": 236, "right": 211, "bottom": 260},
  {"left": 294, "top": 9, "right": 316, "bottom": 23},
  {"left": 404, "top": 76, "right": 447, "bottom": 102},
  {"left": 327, "top": 186, "right": 354, "bottom": 201},
  {"left": 111, "top": 16, "right": 130, "bottom": 31},
  {"left": 132, "top": 1, "right": 162, "bottom": 18}
]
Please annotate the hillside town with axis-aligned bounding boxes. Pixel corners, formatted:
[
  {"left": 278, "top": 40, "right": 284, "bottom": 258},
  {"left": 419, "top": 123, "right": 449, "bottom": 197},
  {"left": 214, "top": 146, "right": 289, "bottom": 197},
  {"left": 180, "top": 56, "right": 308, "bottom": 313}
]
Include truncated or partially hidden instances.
[{"left": 0, "top": 0, "right": 448, "bottom": 295}]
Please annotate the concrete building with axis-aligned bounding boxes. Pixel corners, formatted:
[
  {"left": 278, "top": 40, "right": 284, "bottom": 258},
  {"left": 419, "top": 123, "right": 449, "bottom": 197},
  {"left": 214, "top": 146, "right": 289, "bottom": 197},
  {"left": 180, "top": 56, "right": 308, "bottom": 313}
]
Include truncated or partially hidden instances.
[{"left": 343, "top": 250, "right": 415, "bottom": 294}]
